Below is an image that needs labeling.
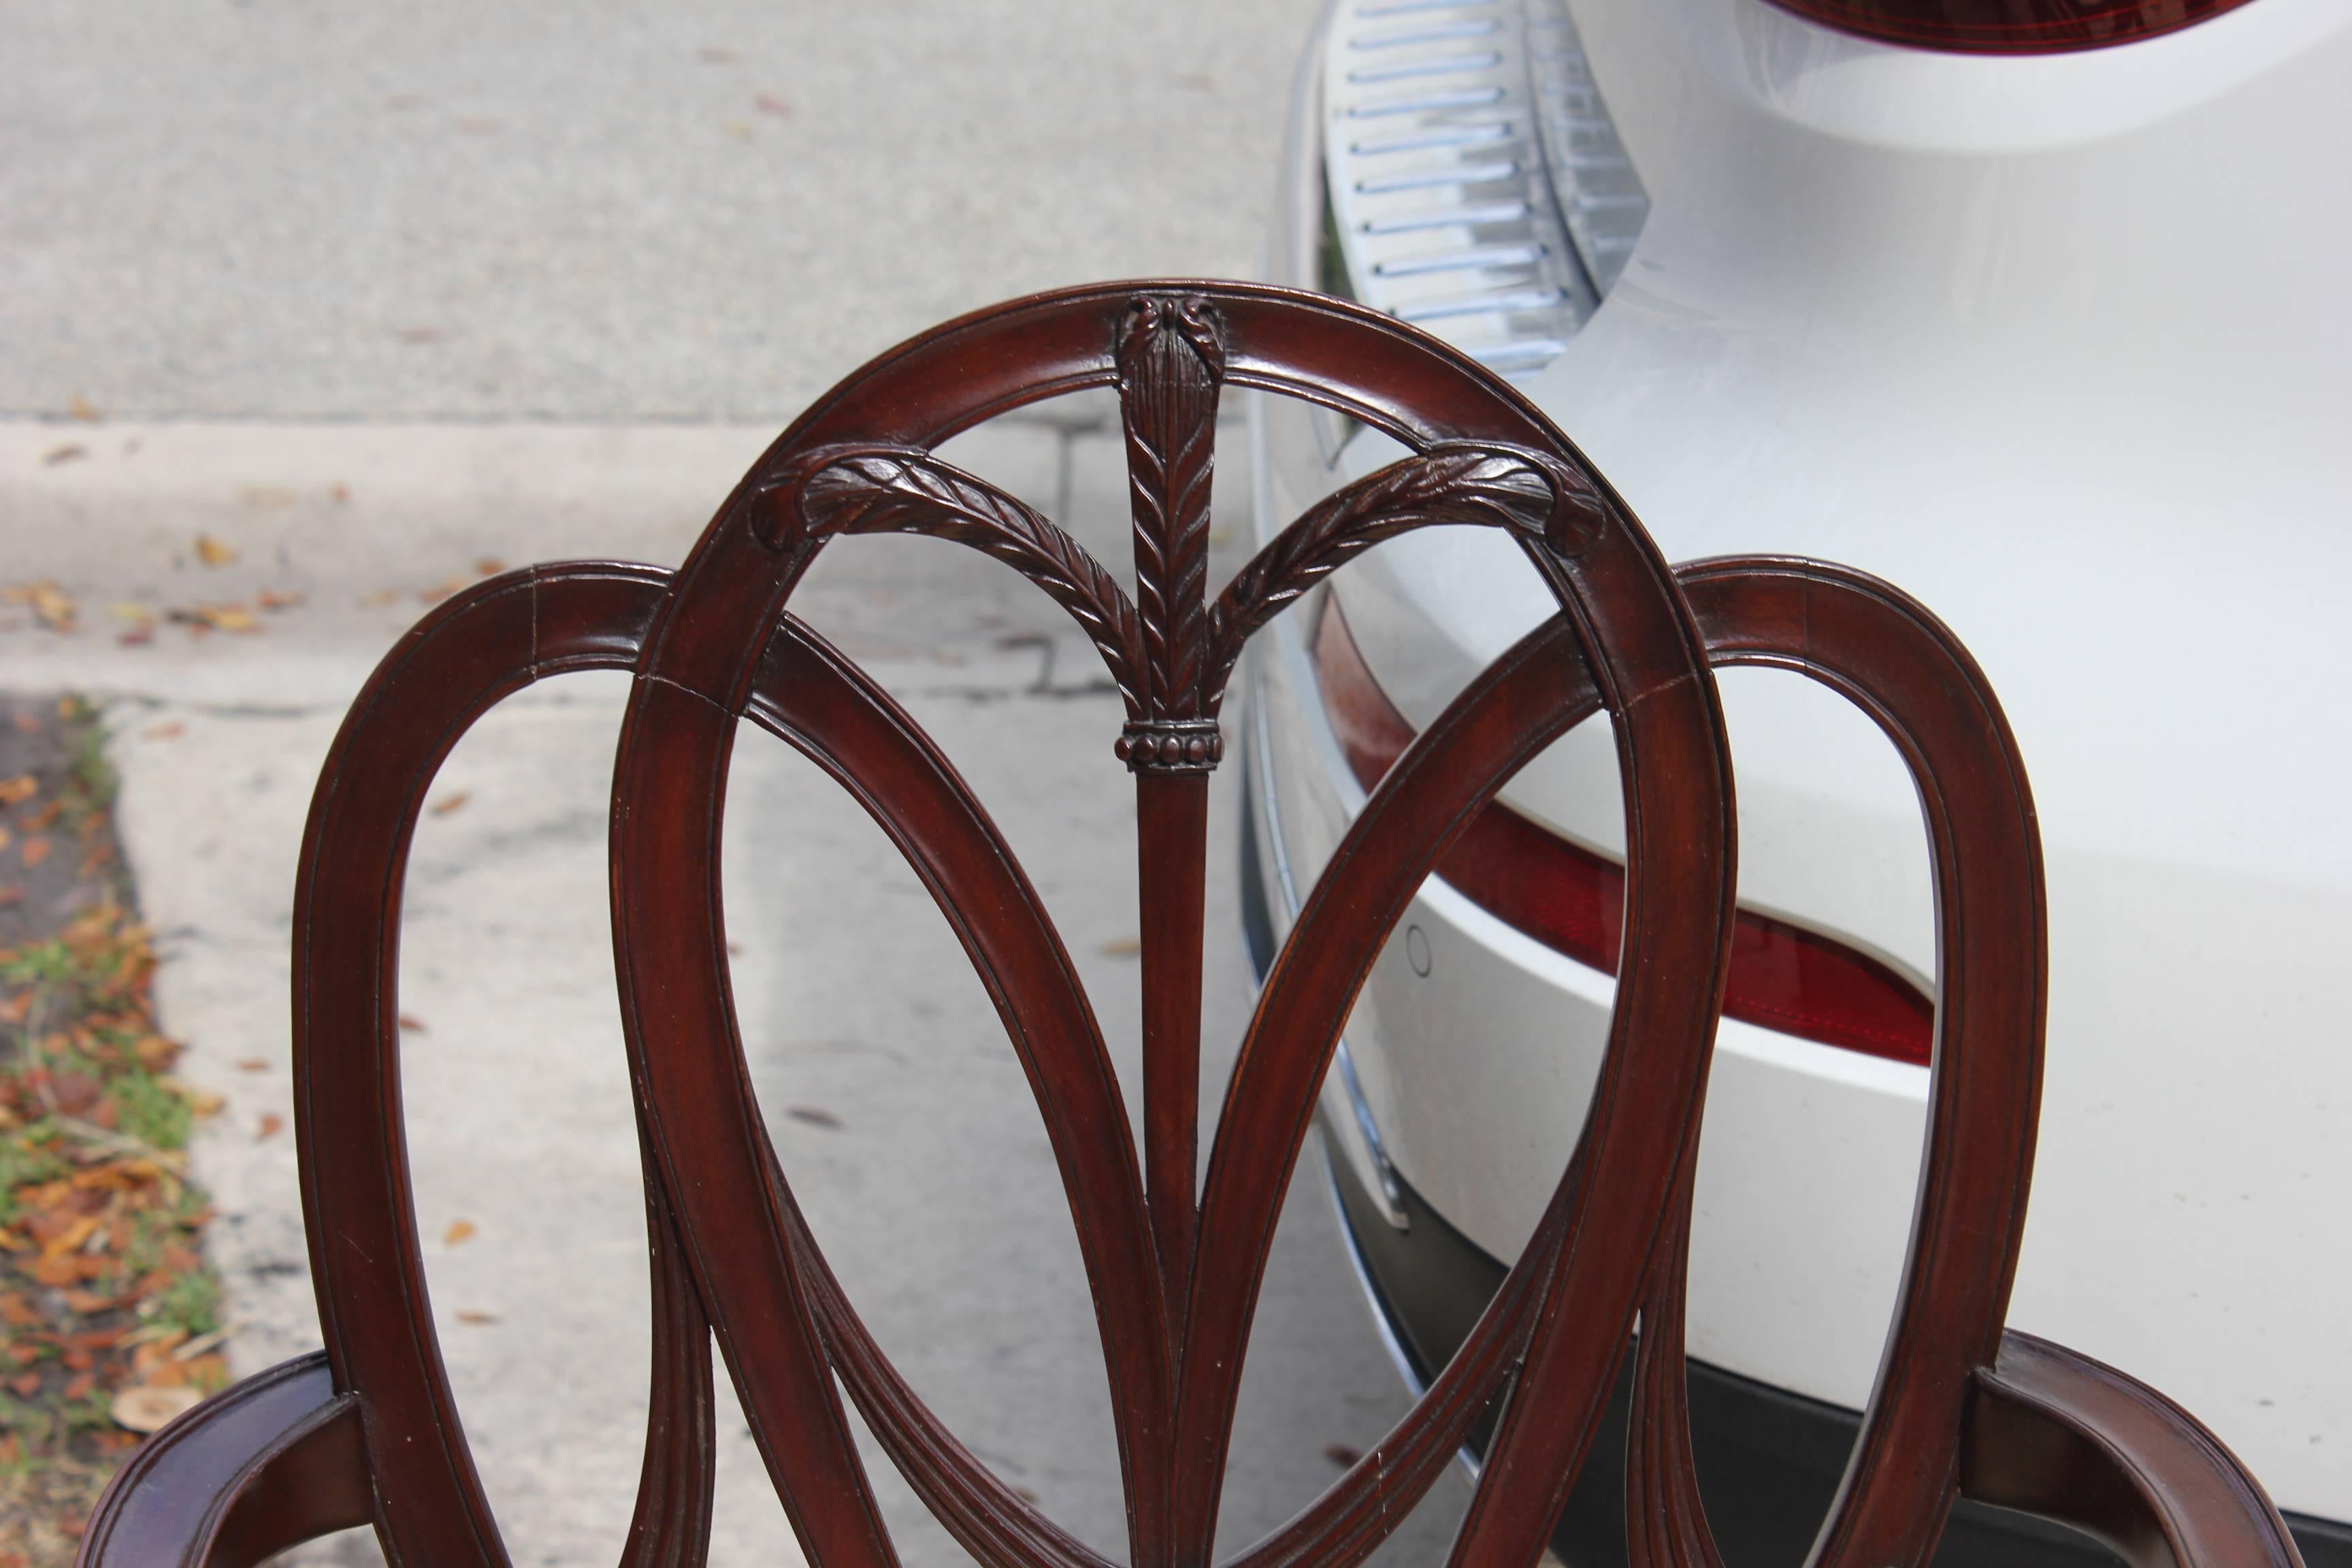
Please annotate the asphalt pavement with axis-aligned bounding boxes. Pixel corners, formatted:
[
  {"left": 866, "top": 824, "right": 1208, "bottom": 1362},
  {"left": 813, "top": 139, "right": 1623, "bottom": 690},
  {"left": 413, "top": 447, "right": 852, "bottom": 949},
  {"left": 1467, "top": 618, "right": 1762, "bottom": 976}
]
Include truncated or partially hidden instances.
[{"left": 3, "top": 1, "right": 1476, "bottom": 1563}]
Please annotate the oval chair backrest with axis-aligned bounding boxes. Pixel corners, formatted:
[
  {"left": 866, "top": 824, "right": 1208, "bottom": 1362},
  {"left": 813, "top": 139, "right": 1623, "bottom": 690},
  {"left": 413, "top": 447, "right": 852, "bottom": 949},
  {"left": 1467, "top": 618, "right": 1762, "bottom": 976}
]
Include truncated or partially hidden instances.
[{"left": 289, "top": 282, "right": 2045, "bottom": 1568}]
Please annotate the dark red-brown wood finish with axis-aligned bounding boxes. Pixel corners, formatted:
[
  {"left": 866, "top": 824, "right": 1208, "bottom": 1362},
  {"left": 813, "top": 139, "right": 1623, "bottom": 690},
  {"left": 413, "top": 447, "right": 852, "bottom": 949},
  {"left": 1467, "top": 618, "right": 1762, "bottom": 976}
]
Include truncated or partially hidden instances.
[{"left": 77, "top": 282, "right": 2305, "bottom": 1568}]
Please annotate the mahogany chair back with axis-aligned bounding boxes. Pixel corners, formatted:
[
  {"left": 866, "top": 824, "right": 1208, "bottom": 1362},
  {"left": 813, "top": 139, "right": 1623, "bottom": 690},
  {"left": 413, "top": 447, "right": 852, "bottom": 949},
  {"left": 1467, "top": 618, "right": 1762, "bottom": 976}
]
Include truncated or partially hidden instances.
[{"left": 79, "top": 283, "right": 2307, "bottom": 1568}]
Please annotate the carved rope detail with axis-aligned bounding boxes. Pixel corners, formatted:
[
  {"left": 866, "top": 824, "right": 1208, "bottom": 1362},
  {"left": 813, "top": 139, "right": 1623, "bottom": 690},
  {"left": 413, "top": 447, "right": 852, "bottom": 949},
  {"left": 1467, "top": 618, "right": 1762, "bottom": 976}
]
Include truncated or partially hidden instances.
[
  {"left": 1116, "top": 293, "right": 1226, "bottom": 774},
  {"left": 1201, "top": 440, "right": 1607, "bottom": 715}
]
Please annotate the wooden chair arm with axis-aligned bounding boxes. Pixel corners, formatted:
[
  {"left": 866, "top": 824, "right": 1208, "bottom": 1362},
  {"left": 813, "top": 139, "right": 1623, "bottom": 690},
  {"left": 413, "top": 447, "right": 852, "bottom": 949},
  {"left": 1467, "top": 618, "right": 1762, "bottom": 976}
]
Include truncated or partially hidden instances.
[
  {"left": 77, "top": 1352, "right": 373, "bottom": 1568},
  {"left": 1963, "top": 1330, "right": 2305, "bottom": 1568}
]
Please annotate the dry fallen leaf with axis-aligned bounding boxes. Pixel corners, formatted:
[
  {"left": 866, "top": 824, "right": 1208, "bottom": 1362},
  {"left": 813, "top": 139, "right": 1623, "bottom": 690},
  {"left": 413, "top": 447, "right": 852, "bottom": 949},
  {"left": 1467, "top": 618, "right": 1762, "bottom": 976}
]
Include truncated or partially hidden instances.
[
  {"left": 444, "top": 1219, "right": 477, "bottom": 1246},
  {"left": 1323, "top": 1443, "right": 1363, "bottom": 1469},
  {"left": 9, "top": 710, "right": 35, "bottom": 733},
  {"left": 143, "top": 721, "right": 185, "bottom": 740},
  {"left": 1099, "top": 935, "right": 1142, "bottom": 956},
  {"left": 472, "top": 557, "right": 505, "bottom": 577},
  {"left": 0, "top": 774, "right": 35, "bottom": 806},
  {"left": 457, "top": 1309, "right": 500, "bottom": 1325},
  {"left": 112, "top": 1382, "right": 203, "bottom": 1433},
  {"left": 159, "top": 1077, "right": 225, "bottom": 1116},
  {"left": 429, "top": 791, "right": 471, "bottom": 817},
  {"left": 254, "top": 1113, "right": 284, "bottom": 1141},
  {"left": 42, "top": 443, "right": 87, "bottom": 466},
  {"left": 786, "top": 1105, "right": 843, "bottom": 1130},
  {"left": 22, "top": 836, "right": 51, "bottom": 868},
  {"left": 359, "top": 589, "right": 402, "bottom": 608},
  {"left": 70, "top": 395, "right": 102, "bottom": 421},
  {"left": 5, "top": 581, "right": 78, "bottom": 631},
  {"left": 755, "top": 92, "right": 794, "bottom": 118},
  {"left": 167, "top": 604, "right": 261, "bottom": 634},
  {"left": 419, "top": 576, "right": 470, "bottom": 604},
  {"left": 258, "top": 589, "right": 306, "bottom": 610},
  {"left": 194, "top": 533, "right": 239, "bottom": 566},
  {"left": 235, "top": 1057, "right": 270, "bottom": 1073},
  {"left": 397, "top": 1013, "right": 427, "bottom": 1033}
]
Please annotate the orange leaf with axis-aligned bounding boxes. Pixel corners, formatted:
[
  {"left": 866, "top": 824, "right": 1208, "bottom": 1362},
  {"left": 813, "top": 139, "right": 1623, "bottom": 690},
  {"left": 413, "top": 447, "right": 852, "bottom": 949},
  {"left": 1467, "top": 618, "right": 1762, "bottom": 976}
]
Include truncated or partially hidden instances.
[
  {"left": 27, "top": 1254, "right": 82, "bottom": 1286},
  {"left": 41, "top": 1214, "right": 102, "bottom": 1259},
  {"left": 255, "top": 1112, "right": 284, "bottom": 1141},
  {"left": 443, "top": 1220, "right": 476, "bottom": 1246}
]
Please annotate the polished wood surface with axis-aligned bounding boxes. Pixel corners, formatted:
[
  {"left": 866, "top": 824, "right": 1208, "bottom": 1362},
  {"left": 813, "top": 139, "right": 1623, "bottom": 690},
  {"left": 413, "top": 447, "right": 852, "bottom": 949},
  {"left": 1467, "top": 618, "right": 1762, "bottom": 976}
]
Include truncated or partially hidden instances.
[{"left": 76, "top": 283, "right": 2304, "bottom": 1568}]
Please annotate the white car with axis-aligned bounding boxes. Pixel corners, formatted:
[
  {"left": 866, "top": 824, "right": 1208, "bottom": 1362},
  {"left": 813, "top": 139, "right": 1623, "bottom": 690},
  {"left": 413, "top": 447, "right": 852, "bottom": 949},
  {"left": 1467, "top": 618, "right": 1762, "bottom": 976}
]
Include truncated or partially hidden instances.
[{"left": 1236, "top": 1, "right": 2351, "bottom": 1564}]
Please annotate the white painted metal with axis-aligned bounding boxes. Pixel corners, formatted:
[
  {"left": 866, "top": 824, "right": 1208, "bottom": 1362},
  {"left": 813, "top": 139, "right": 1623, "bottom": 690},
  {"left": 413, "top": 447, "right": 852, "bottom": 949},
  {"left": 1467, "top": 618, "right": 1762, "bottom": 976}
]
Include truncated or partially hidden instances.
[{"left": 1253, "top": 0, "right": 2352, "bottom": 1520}]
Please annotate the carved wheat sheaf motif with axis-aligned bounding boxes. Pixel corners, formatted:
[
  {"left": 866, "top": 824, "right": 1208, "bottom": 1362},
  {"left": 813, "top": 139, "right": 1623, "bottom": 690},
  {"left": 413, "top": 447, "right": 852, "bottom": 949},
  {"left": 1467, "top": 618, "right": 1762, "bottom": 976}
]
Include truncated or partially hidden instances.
[
  {"left": 762, "top": 443, "right": 1151, "bottom": 716},
  {"left": 1203, "top": 442, "right": 1604, "bottom": 713},
  {"left": 1117, "top": 295, "right": 1225, "bottom": 736}
]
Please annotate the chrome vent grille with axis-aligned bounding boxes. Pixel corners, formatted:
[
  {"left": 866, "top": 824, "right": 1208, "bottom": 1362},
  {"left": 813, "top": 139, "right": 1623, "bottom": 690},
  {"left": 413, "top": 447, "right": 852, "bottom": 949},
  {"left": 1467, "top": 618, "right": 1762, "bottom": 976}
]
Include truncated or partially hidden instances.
[{"left": 1322, "top": 0, "right": 1647, "bottom": 377}]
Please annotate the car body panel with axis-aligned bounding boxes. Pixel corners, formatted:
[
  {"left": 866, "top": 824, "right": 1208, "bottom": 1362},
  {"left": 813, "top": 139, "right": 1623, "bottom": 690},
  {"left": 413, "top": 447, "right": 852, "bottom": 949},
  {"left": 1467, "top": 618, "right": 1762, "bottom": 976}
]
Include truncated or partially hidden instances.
[{"left": 1250, "top": 0, "right": 2351, "bottom": 1520}]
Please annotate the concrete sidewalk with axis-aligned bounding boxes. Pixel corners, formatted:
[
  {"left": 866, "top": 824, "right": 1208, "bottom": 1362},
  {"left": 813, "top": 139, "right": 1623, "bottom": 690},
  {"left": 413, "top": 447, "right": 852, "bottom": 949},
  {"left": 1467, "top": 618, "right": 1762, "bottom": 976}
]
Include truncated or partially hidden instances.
[
  {"left": 5, "top": 0, "right": 1474, "bottom": 1557},
  {"left": 5, "top": 0, "right": 1323, "bottom": 423},
  {"left": 2, "top": 410, "right": 1469, "bottom": 1566}
]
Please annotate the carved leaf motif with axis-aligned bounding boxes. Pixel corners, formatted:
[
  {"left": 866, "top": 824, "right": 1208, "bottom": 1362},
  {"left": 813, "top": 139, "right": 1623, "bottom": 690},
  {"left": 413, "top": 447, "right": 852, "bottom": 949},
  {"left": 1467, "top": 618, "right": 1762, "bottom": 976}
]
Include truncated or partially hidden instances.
[
  {"left": 1119, "top": 296, "right": 1224, "bottom": 719},
  {"left": 785, "top": 447, "right": 1149, "bottom": 715},
  {"left": 1201, "top": 442, "right": 1602, "bottom": 714}
]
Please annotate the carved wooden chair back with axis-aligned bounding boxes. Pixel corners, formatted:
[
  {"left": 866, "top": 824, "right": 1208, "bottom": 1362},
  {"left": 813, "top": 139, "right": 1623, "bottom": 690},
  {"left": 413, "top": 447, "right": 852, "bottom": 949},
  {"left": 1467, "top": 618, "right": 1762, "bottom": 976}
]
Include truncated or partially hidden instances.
[{"left": 80, "top": 282, "right": 2306, "bottom": 1568}]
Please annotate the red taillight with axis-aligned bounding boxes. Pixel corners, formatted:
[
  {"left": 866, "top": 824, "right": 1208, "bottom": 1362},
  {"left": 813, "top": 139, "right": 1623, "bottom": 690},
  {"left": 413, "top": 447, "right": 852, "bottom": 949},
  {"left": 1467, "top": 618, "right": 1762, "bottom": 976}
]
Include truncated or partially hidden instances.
[
  {"left": 1313, "top": 601, "right": 1933, "bottom": 1066},
  {"left": 1763, "top": 0, "right": 2258, "bottom": 54}
]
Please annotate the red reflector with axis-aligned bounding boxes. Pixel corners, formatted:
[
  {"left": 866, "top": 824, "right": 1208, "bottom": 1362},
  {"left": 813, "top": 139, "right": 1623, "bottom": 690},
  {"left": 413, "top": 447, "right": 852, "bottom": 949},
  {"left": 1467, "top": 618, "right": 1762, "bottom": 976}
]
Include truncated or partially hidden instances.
[
  {"left": 1313, "top": 601, "right": 1933, "bottom": 1066},
  {"left": 1763, "top": 0, "right": 2257, "bottom": 54}
]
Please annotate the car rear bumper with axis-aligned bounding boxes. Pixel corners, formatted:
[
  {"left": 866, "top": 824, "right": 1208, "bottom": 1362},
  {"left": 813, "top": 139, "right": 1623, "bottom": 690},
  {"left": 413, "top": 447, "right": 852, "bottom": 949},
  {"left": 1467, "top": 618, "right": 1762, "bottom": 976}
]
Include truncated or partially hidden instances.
[{"left": 1238, "top": 713, "right": 2352, "bottom": 1568}]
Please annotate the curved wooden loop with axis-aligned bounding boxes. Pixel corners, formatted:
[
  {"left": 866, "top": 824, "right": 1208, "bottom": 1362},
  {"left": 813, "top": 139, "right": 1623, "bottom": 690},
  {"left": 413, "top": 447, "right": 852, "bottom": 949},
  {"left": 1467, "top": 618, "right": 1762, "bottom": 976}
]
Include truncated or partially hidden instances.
[
  {"left": 291, "top": 563, "right": 714, "bottom": 1568},
  {"left": 610, "top": 280, "right": 1734, "bottom": 1568},
  {"left": 1207, "top": 599, "right": 1606, "bottom": 1568},
  {"left": 1624, "top": 1137, "right": 1727, "bottom": 1568},
  {"left": 77, "top": 1353, "right": 370, "bottom": 1568},
  {"left": 738, "top": 615, "right": 1167, "bottom": 1568},
  {"left": 1646, "top": 558, "right": 2046, "bottom": 1568},
  {"left": 1963, "top": 1333, "right": 2306, "bottom": 1568},
  {"left": 1179, "top": 597, "right": 1607, "bottom": 1567},
  {"left": 774, "top": 1182, "right": 1117, "bottom": 1568}
]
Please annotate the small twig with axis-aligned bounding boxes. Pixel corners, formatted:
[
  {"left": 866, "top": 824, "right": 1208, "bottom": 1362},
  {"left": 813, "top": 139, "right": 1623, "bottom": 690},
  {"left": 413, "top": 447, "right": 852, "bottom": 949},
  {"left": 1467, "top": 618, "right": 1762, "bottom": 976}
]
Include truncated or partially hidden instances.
[
  {"left": 172, "top": 1322, "right": 242, "bottom": 1360},
  {"left": 52, "top": 1115, "right": 188, "bottom": 1175}
]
